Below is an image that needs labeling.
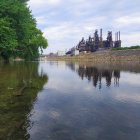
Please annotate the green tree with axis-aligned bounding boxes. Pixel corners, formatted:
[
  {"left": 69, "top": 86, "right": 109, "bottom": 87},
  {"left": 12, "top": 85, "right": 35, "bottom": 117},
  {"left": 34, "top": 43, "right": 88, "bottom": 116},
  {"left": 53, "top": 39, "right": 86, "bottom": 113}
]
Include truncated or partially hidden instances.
[
  {"left": 0, "top": 18, "right": 17, "bottom": 61},
  {"left": 0, "top": 0, "right": 48, "bottom": 62}
]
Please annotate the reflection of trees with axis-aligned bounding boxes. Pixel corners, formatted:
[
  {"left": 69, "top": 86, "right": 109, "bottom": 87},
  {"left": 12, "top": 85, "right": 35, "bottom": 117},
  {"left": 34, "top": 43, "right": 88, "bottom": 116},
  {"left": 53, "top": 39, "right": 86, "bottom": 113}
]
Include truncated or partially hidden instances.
[{"left": 0, "top": 62, "right": 48, "bottom": 140}]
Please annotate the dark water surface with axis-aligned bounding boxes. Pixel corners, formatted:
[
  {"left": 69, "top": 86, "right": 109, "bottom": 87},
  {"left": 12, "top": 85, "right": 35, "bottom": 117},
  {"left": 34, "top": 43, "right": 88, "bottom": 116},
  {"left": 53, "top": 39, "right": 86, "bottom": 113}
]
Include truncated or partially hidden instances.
[{"left": 0, "top": 61, "right": 140, "bottom": 140}]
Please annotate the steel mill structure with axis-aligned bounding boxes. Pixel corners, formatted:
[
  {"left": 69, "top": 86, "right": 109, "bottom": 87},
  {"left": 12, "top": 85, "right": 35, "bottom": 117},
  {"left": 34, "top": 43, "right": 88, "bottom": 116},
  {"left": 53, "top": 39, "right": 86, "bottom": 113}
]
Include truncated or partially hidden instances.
[{"left": 66, "top": 29, "right": 121, "bottom": 55}]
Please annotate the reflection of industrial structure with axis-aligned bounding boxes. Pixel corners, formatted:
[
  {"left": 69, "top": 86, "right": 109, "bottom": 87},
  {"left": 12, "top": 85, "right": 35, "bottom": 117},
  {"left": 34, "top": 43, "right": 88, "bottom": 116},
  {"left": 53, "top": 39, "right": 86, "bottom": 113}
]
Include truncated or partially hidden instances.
[
  {"left": 77, "top": 66, "right": 120, "bottom": 88},
  {"left": 66, "top": 62, "right": 120, "bottom": 89},
  {"left": 66, "top": 29, "right": 121, "bottom": 55}
]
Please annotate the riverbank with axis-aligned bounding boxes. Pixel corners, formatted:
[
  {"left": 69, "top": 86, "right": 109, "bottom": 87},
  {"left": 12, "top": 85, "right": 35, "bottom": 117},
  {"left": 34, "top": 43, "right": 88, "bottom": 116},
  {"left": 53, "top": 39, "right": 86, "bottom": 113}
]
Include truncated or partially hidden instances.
[{"left": 46, "top": 49, "right": 140, "bottom": 62}]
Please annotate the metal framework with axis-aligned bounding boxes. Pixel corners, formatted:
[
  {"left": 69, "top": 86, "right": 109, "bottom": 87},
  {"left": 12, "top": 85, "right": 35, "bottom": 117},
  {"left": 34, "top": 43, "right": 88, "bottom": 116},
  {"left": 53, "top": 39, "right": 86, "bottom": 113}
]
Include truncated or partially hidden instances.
[{"left": 77, "top": 29, "right": 121, "bottom": 52}]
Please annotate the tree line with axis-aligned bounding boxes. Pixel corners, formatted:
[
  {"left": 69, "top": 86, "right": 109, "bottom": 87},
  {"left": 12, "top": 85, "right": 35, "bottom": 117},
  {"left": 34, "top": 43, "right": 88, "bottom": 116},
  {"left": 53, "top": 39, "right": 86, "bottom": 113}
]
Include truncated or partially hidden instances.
[{"left": 0, "top": 0, "right": 48, "bottom": 62}]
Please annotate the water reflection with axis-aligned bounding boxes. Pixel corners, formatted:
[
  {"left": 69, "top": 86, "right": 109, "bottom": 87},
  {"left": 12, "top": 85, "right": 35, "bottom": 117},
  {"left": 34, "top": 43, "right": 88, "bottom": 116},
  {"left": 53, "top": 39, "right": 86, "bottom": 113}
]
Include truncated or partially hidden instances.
[
  {"left": 78, "top": 66, "right": 120, "bottom": 88},
  {"left": 27, "top": 61, "right": 140, "bottom": 140},
  {"left": 0, "top": 62, "right": 48, "bottom": 140},
  {"left": 1, "top": 61, "right": 140, "bottom": 140},
  {"left": 66, "top": 62, "right": 120, "bottom": 88}
]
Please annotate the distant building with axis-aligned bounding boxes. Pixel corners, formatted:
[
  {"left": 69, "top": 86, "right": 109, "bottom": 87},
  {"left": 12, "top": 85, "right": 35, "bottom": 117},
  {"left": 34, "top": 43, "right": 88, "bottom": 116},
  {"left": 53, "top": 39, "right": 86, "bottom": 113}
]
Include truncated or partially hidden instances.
[
  {"left": 73, "top": 50, "right": 79, "bottom": 55},
  {"left": 66, "top": 29, "right": 122, "bottom": 56},
  {"left": 46, "top": 53, "right": 57, "bottom": 57},
  {"left": 71, "top": 48, "right": 79, "bottom": 56},
  {"left": 66, "top": 47, "right": 79, "bottom": 56},
  {"left": 57, "top": 51, "right": 65, "bottom": 56},
  {"left": 77, "top": 29, "right": 121, "bottom": 53}
]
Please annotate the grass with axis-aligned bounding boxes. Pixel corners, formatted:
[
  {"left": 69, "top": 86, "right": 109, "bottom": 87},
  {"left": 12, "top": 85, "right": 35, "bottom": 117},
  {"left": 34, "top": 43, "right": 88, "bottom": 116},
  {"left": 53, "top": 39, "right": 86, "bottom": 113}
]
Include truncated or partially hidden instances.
[{"left": 112, "top": 45, "right": 140, "bottom": 51}]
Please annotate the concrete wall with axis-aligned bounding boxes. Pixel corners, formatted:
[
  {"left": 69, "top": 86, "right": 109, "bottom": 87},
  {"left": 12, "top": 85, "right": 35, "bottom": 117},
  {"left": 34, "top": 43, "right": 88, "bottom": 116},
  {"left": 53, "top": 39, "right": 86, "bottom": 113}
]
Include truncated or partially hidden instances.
[{"left": 47, "top": 49, "right": 140, "bottom": 62}]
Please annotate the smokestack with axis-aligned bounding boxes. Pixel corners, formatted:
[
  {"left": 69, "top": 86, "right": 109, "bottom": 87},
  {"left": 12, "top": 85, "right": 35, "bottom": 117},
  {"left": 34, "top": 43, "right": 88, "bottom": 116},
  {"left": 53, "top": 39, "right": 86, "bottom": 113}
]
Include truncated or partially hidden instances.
[
  {"left": 117, "top": 32, "right": 118, "bottom": 41},
  {"left": 119, "top": 31, "right": 120, "bottom": 40},
  {"left": 100, "top": 28, "right": 102, "bottom": 41}
]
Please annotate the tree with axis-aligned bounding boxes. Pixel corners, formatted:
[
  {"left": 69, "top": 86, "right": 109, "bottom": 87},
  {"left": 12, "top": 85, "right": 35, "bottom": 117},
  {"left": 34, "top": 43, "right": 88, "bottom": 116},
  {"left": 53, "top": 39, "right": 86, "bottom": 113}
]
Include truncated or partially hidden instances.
[
  {"left": 0, "top": 18, "right": 18, "bottom": 61},
  {"left": 0, "top": 0, "right": 48, "bottom": 61}
]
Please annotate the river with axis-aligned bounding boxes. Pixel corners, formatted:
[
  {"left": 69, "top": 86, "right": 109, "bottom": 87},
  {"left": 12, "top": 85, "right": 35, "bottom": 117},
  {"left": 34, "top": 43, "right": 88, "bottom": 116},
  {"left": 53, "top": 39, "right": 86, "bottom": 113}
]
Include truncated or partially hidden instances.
[{"left": 0, "top": 61, "right": 140, "bottom": 140}]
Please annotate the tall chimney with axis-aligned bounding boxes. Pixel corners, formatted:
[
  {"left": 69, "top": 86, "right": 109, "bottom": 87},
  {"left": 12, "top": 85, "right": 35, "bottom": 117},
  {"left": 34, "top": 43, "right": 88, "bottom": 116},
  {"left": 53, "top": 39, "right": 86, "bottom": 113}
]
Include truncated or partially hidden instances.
[
  {"left": 100, "top": 28, "right": 102, "bottom": 41},
  {"left": 119, "top": 31, "right": 120, "bottom": 40},
  {"left": 117, "top": 32, "right": 118, "bottom": 41},
  {"left": 100, "top": 28, "right": 103, "bottom": 48}
]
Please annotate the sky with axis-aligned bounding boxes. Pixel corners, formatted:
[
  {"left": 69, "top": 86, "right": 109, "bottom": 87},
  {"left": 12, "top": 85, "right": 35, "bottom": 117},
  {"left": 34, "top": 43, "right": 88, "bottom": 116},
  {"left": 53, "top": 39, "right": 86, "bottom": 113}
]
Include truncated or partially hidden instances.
[{"left": 28, "top": 0, "right": 140, "bottom": 54}]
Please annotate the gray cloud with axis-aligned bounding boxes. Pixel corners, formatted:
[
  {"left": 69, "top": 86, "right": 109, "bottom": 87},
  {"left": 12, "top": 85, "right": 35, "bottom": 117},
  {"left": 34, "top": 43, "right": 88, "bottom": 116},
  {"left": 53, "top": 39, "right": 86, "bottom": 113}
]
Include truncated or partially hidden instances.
[{"left": 28, "top": 0, "right": 140, "bottom": 54}]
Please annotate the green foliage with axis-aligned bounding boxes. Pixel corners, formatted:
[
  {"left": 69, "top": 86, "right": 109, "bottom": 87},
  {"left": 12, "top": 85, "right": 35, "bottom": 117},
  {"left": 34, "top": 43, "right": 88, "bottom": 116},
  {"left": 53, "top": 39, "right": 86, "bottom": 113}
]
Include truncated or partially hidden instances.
[
  {"left": 0, "top": 0, "right": 48, "bottom": 61},
  {"left": 0, "top": 19, "right": 17, "bottom": 50},
  {"left": 0, "top": 18, "right": 18, "bottom": 61},
  {"left": 112, "top": 46, "right": 140, "bottom": 51}
]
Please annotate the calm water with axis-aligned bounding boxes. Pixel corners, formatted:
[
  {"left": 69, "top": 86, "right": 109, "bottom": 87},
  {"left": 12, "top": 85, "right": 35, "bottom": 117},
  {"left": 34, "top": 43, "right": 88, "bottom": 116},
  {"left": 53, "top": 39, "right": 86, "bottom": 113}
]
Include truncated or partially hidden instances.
[{"left": 0, "top": 61, "right": 140, "bottom": 140}]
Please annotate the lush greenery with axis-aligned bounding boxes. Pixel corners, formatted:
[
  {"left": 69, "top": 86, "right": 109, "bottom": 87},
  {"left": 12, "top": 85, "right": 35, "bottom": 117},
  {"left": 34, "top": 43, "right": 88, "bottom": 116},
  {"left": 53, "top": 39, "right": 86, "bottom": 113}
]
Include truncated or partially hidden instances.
[
  {"left": 112, "top": 45, "right": 140, "bottom": 51},
  {"left": 0, "top": 0, "right": 48, "bottom": 61}
]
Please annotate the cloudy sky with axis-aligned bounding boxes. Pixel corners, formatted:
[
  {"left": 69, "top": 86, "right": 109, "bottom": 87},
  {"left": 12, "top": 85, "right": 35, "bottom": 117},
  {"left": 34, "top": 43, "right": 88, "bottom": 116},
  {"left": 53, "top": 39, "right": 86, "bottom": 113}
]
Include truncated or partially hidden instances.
[{"left": 28, "top": 0, "right": 140, "bottom": 54}]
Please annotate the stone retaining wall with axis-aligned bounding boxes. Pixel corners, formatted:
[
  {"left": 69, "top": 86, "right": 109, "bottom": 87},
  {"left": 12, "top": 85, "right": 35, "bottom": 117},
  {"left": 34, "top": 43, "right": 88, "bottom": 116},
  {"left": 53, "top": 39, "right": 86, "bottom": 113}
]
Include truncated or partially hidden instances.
[{"left": 46, "top": 49, "right": 140, "bottom": 62}]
